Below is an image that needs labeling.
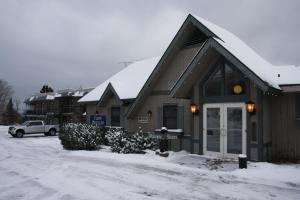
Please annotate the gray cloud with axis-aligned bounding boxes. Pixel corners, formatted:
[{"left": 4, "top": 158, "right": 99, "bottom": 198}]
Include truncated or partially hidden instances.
[{"left": 0, "top": 0, "right": 299, "bottom": 109}]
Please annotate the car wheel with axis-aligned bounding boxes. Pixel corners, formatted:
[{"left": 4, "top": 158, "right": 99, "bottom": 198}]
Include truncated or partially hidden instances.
[
  {"left": 16, "top": 130, "right": 24, "bottom": 138},
  {"left": 49, "top": 129, "right": 56, "bottom": 136}
]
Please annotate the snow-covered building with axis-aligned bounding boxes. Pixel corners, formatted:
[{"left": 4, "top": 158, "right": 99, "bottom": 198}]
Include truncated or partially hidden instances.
[
  {"left": 78, "top": 57, "right": 160, "bottom": 128},
  {"left": 80, "top": 14, "right": 300, "bottom": 161},
  {"left": 24, "top": 88, "right": 93, "bottom": 124}
]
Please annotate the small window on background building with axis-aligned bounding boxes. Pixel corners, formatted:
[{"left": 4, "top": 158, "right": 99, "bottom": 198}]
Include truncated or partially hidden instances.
[{"left": 163, "top": 105, "right": 177, "bottom": 129}]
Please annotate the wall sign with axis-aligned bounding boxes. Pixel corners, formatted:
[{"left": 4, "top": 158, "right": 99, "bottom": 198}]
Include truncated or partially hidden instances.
[
  {"left": 137, "top": 116, "right": 149, "bottom": 123},
  {"left": 90, "top": 115, "right": 106, "bottom": 126}
]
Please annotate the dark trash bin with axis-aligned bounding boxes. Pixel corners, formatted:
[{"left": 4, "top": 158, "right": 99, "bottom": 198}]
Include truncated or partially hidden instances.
[{"left": 238, "top": 154, "right": 247, "bottom": 169}]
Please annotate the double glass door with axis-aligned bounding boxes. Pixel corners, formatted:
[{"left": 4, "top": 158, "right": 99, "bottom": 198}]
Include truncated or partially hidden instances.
[{"left": 203, "top": 103, "right": 246, "bottom": 158}]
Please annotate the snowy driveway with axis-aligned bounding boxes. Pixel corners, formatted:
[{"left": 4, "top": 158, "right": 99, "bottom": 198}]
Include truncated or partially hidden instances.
[{"left": 0, "top": 126, "right": 300, "bottom": 200}]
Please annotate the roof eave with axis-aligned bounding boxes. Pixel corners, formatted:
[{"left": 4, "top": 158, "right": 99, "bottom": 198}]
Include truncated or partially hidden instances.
[
  {"left": 126, "top": 14, "right": 209, "bottom": 119},
  {"left": 171, "top": 38, "right": 276, "bottom": 98},
  {"left": 97, "top": 83, "right": 121, "bottom": 107}
]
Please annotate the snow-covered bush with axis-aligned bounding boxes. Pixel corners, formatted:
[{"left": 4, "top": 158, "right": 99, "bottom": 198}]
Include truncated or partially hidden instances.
[
  {"left": 105, "top": 128, "right": 157, "bottom": 154},
  {"left": 59, "top": 123, "right": 104, "bottom": 150}
]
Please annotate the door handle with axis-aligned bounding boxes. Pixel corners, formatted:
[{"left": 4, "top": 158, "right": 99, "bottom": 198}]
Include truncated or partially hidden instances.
[{"left": 221, "top": 128, "right": 227, "bottom": 136}]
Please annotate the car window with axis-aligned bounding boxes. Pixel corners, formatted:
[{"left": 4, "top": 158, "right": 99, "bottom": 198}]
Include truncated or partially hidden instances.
[
  {"left": 30, "top": 121, "right": 43, "bottom": 126},
  {"left": 22, "top": 121, "right": 29, "bottom": 126}
]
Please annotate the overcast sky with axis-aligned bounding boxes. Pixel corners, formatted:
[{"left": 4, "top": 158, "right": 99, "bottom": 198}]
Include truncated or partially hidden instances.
[{"left": 0, "top": 0, "right": 300, "bottom": 108}]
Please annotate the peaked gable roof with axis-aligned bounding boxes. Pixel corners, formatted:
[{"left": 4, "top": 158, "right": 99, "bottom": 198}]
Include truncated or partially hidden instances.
[
  {"left": 171, "top": 15, "right": 300, "bottom": 97},
  {"left": 192, "top": 15, "right": 300, "bottom": 89},
  {"left": 127, "top": 14, "right": 300, "bottom": 118},
  {"left": 98, "top": 83, "right": 121, "bottom": 106},
  {"left": 78, "top": 56, "right": 161, "bottom": 103}
]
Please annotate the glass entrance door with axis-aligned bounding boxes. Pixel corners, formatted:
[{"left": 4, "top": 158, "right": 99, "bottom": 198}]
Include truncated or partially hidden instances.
[{"left": 203, "top": 103, "right": 246, "bottom": 158}]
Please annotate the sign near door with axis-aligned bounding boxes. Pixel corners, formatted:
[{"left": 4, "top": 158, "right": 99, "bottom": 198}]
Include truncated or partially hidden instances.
[{"left": 90, "top": 115, "right": 106, "bottom": 126}]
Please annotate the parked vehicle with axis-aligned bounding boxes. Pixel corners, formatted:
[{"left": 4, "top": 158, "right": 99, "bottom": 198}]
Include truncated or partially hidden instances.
[{"left": 8, "top": 120, "right": 59, "bottom": 138}]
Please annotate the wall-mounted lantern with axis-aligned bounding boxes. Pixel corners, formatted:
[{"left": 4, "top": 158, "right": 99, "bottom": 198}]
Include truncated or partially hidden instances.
[
  {"left": 246, "top": 101, "right": 255, "bottom": 114},
  {"left": 147, "top": 110, "right": 152, "bottom": 118},
  {"left": 190, "top": 103, "right": 199, "bottom": 115}
]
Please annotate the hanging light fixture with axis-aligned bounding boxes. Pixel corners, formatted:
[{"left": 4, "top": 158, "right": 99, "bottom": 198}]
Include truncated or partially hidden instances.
[
  {"left": 190, "top": 103, "right": 199, "bottom": 115},
  {"left": 246, "top": 101, "right": 255, "bottom": 114}
]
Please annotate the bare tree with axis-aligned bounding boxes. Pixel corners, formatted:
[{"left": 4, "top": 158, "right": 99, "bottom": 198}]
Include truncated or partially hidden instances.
[{"left": 0, "top": 79, "right": 13, "bottom": 112}]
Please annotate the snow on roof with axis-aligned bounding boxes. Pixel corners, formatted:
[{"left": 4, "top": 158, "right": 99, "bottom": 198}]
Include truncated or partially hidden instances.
[
  {"left": 46, "top": 95, "right": 55, "bottom": 100},
  {"left": 275, "top": 65, "right": 300, "bottom": 85},
  {"left": 79, "top": 57, "right": 161, "bottom": 102},
  {"left": 73, "top": 91, "right": 85, "bottom": 97},
  {"left": 193, "top": 15, "right": 300, "bottom": 89},
  {"left": 25, "top": 88, "right": 93, "bottom": 103}
]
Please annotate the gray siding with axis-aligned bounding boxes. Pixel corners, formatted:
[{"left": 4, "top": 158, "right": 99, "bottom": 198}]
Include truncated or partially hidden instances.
[
  {"left": 153, "top": 46, "right": 200, "bottom": 91},
  {"left": 266, "top": 93, "right": 300, "bottom": 161}
]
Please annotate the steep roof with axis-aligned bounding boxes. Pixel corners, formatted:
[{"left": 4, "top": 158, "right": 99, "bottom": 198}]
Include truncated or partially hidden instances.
[
  {"left": 127, "top": 14, "right": 300, "bottom": 118},
  {"left": 78, "top": 57, "right": 161, "bottom": 103},
  {"left": 192, "top": 15, "right": 300, "bottom": 88}
]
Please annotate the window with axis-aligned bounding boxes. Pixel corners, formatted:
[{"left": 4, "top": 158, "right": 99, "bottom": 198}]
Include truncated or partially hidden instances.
[
  {"left": 163, "top": 105, "right": 177, "bottom": 129},
  {"left": 204, "top": 66, "right": 223, "bottom": 97},
  {"left": 30, "top": 121, "right": 43, "bottom": 126},
  {"left": 225, "top": 63, "right": 246, "bottom": 95},
  {"left": 204, "top": 60, "right": 246, "bottom": 97},
  {"left": 251, "top": 121, "right": 258, "bottom": 143},
  {"left": 111, "top": 107, "right": 120, "bottom": 126},
  {"left": 296, "top": 94, "right": 300, "bottom": 119}
]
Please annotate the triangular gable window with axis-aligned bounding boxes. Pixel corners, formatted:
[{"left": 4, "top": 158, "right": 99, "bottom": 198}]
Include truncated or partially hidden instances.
[
  {"left": 204, "top": 60, "right": 247, "bottom": 97},
  {"left": 204, "top": 63, "right": 223, "bottom": 97}
]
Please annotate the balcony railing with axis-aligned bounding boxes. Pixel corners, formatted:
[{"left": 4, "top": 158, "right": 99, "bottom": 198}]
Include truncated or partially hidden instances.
[
  {"left": 24, "top": 105, "right": 83, "bottom": 116},
  {"left": 61, "top": 105, "right": 82, "bottom": 113},
  {"left": 24, "top": 109, "right": 58, "bottom": 115}
]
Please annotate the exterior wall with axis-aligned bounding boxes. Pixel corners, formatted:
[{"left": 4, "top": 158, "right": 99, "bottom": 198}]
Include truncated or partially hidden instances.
[
  {"left": 187, "top": 57, "right": 263, "bottom": 160},
  {"left": 86, "top": 103, "right": 99, "bottom": 124},
  {"left": 127, "top": 46, "right": 201, "bottom": 152},
  {"left": 249, "top": 82, "right": 260, "bottom": 161},
  {"left": 85, "top": 96, "right": 133, "bottom": 128},
  {"left": 265, "top": 93, "right": 300, "bottom": 161},
  {"left": 127, "top": 94, "right": 192, "bottom": 152},
  {"left": 153, "top": 46, "right": 201, "bottom": 91},
  {"left": 25, "top": 97, "right": 86, "bottom": 125}
]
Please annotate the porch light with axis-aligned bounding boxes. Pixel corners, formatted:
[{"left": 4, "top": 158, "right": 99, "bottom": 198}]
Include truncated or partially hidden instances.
[
  {"left": 190, "top": 103, "right": 199, "bottom": 114},
  {"left": 246, "top": 101, "right": 255, "bottom": 114},
  {"left": 147, "top": 110, "right": 152, "bottom": 118}
]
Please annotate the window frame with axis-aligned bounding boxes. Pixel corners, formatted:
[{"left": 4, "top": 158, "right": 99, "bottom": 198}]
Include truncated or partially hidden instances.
[
  {"left": 163, "top": 105, "right": 178, "bottom": 129},
  {"left": 110, "top": 106, "right": 121, "bottom": 127},
  {"left": 202, "top": 58, "right": 249, "bottom": 102},
  {"left": 29, "top": 121, "right": 43, "bottom": 126}
]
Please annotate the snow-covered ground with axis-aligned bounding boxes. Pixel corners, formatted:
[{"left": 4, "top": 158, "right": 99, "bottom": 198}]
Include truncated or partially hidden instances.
[{"left": 0, "top": 126, "right": 299, "bottom": 200}]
